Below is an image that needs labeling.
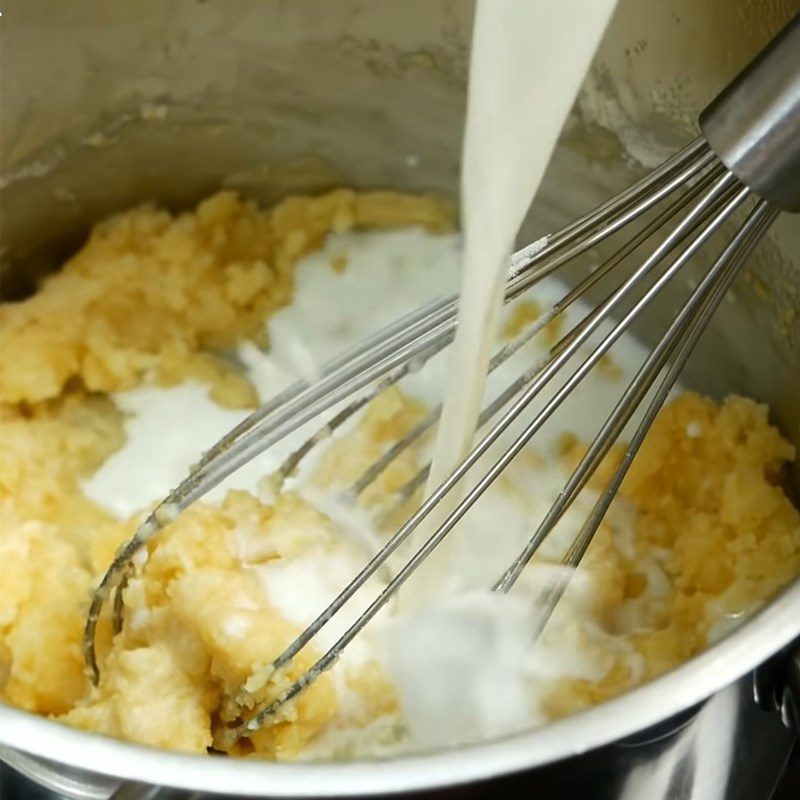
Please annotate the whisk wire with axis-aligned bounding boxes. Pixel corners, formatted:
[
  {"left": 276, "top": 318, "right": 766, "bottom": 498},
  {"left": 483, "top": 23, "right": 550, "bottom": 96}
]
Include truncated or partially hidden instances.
[
  {"left": 507, "top": 147, "right": 719, "bottom": 296},
  {"left": 506, "top": 137, "right": 710, "bottom": 282}
]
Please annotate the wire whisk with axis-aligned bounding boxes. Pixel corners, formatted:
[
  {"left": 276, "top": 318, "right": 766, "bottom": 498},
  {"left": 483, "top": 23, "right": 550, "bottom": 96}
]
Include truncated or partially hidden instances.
[{"left": 83, "top": 12, "right": 800, "bottom": 746}]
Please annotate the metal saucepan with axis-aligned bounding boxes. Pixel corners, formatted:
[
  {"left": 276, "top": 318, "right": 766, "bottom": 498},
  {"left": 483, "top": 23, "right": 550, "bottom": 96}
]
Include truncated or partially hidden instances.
[{"left": 1, "top": 1, "right": 800, "bottom": 798}]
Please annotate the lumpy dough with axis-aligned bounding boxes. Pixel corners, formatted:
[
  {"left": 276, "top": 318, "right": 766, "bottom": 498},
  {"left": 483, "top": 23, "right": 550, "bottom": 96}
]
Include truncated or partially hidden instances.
[{"left": 1, "top": 189, "right": 799, "bottom": 757}]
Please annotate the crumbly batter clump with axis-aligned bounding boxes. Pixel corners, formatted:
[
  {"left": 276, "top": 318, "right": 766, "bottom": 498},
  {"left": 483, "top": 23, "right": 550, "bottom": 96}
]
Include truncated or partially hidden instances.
[
  {"left": 543, "top": 392, "right": 800, "bottom": 717},
  {"left": 1, "top": 189, "right": 798, "bottom": 757},
  {"left": 0, "top": 189, "right": 452, "bottom": 406},
  {"left": 0, "top": 189, "right": 448, "bottom": 756}
]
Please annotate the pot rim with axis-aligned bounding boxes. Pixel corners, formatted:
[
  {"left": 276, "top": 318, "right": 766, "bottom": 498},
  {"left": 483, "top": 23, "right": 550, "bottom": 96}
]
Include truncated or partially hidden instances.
[{"left": 1, "top": 577, "right": 799, "bottom": 797}]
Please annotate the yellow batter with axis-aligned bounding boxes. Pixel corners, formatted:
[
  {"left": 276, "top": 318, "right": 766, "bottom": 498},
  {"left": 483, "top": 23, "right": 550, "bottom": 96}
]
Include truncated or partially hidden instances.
[{"left": 1, "top": 190, "right": 799, "bottom": 757}]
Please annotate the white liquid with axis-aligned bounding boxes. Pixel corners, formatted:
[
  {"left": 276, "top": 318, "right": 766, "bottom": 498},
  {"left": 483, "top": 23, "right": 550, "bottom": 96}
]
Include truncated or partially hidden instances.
[{"left": 421, "top": 0, "right": 619, "bottom": 600}]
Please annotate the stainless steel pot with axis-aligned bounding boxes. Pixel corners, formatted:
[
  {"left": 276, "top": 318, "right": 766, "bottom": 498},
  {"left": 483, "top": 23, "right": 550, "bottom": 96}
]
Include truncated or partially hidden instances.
[{"left": 2, "top": 1, "right": 800, "bottom": 798}]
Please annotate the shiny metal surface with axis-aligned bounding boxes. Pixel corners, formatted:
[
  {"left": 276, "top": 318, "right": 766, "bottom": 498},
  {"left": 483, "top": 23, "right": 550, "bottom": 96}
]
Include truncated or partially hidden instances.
[
  {"left": 700, "top": 14, "right": 800, "bottom": 211},
  {"left": 4, "top": 582, "right": 800, "bottom": 797},
  {"left": 785, "top": 651, "right": 800, "bottom": 734},
  {"left": 0, "top": 762, "right": 197, "bottom": 800},
  {"left": 0, "top": 749, "right": 120, "bottom": 800},
  {"left": 2, "top": 0, "right": 800, "bottom": 798},
  {"left": 1, "top": 678, "right": 797, "bottom": 800}
]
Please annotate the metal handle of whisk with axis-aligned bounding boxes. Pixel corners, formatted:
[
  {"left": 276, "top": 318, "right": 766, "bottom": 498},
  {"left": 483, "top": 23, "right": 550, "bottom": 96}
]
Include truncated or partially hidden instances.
[{"left": 700, "top": 12, "right": 800, "bottom": 212}]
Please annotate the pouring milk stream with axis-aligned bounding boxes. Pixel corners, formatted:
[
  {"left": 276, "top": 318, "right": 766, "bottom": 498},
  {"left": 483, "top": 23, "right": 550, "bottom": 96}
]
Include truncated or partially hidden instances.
[{"left": 410, "top": 0, "right": 620, "bottom": 604}]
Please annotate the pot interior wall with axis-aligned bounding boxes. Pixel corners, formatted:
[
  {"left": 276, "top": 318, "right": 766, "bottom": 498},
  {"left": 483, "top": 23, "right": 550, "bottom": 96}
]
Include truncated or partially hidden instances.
[{"left": 1, "top": 0, "right": 799, "bottom": 488}]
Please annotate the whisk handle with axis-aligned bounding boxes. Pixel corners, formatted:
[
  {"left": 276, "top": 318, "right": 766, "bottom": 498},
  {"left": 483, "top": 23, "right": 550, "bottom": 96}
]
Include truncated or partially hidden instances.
[{"left": 700, "top": 12, "right": 800, "bottom": 213}]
